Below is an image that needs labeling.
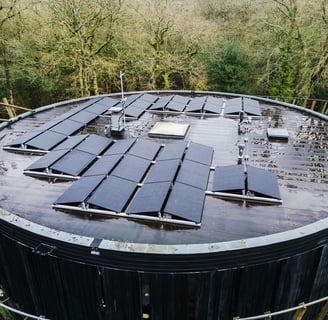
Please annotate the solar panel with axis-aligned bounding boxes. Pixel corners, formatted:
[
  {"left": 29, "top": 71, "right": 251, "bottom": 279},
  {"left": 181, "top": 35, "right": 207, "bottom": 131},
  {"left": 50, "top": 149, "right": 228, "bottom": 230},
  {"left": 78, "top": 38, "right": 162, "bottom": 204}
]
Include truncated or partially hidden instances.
[
  {"left": 212, "top": 165, "right": 245, "bottom": 192},
  {"left": 25, "top": 149, "right": 70, "bottom": 171},
  {"left": 83, "top": 102, "right": 109, "bottom": 115},
  {"left": 4, "top": 130, "right": 42, "bottom": 147},
  {"left": 247, "top": 165, "right": 281, "bottom": 199},
  {"left": 54, "top": 175, "right": 104, "bottom": 205},
  {"left": 68, "top": 110, "right": 98, "bottom": 124},
  {"left": 244, "top": 99, "right": 261, "bottom": 116},
  {"left": 185, "top": 97, "right": 206, "bottom": 112},
  {"left": 139, "top": 93, "right": 158, "bottom": 103},
  {"left": 83, "top": 154, "right": 122, "bottom": 177},
  {"left": 156, "top": 141, "right": 187, "bottom": 161},
  {"left": 144, "top": 159, "right": 180, "bottom": 183},
  {"left": 203, "top": 103, "right": 221, "bottom": 114},
  {"left": 112, "top": 154, "right": 151, "bottom": 182},
  {"left": 185, "top": 142, "right": 213, "bottom": 166},
  {"left": 87, "top": 176, "right": 137, "bottom": 212},
  {"left": 166, "top": 101, "right": 186, "bottom": 112},
  {"left": 124, "top": 94, "right": 141, "bottom": 106},
  {"left": 50, "top": 119, "right": 84, "bottom": 136},
  {"left": 164, "top": 182, "right": 205, "bottom": 223},
  {"left": 127, "top": 181, "right": 171, "bottom": 214},
  {"left": 149, "top": 95, "right": 173, "bottom": 110},
  {"left": 176, "top": 160, "right": 210, "bottom": 190},
  {"left": 124, "top": 106, "right": 145, "bottom": 118},
  {"left": 129, "top": 99, "right": 150, "bottom": 110},
  {"left": 172, "top": 95, "right": 189, "bottom": 104},
  {"left": 25, "top": 130, "right": 67, "bottom": 151},
  {"left": 128, "top": 139, "right": 161, "bottom": 160},
  {"left": 53, "top": 134, "right": 89, "bottom": 151},
  {"left": 75, "top": 134, "right": 113, "bottom": 155},
  {"left": 103, "top": 139, "right": 136, "bottom": 156},
  {"left": 96, "top": 97, "right": 119, "bottom": 108},
  {"left": 50, "top": 149, "right": 97, "bottom": 176}
]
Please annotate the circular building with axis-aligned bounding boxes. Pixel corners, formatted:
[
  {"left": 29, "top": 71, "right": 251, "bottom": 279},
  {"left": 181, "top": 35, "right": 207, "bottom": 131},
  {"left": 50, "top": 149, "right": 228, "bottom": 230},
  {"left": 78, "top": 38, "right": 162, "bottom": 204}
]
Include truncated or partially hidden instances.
[{"left": 0, "top": 91, "right": 327, "bottom": 320}]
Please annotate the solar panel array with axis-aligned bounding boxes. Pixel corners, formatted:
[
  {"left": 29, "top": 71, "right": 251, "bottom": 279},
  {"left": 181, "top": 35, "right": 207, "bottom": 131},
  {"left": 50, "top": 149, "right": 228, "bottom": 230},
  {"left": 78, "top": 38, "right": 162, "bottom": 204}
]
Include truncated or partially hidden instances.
[
  {"left": 224, "top": 97, "right": 261, "bottom": 116},
  {"left": 212, "top": 164, "right": 281, "bottom": 200},
  {"left": 53, "top": 140, "right": 214, "bottom": 225},
  {"left": 3, "top": 97, "right": 119, "bottom": 153}
]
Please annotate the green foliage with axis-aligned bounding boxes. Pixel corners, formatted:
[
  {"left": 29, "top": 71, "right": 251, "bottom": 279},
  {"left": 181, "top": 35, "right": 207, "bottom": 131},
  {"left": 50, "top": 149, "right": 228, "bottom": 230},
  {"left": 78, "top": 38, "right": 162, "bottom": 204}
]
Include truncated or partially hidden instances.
[
  {"left": 0, "top": 306, "right": 13, "bottom": 320},
  {"left": 206, "top": 40, "right": 252, "bottom": 94}
]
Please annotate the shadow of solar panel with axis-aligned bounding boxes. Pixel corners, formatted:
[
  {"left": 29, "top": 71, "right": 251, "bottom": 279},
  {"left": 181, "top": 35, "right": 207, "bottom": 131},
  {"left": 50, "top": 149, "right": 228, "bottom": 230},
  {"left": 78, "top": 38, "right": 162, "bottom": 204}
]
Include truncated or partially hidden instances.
[
  {"left": 68, "top": 110, "right": 98, "bottom": 124},
  {"left": 54, "top": 175, "right": 104, "bottom": 205},
  {"left": 83, "top": 154, "right": 122, "bottom": 177},
  {"left": 164, "top": 182, "right": 205, "bottom": 223},
  {"left": 212, "top": 165, "right": 245, "bottom": 193},
  {"left": 50, "top": 149, "right": 97, "bottom": 176},
  {"left": 128, "top": 139, "right": 161, "bottom": 160},
  {"left": 144, "top": 159, "right": 180, "bottom": 183},
  {"left": 50, "top": 119, "right": 84, "bottom": 136},
  {"left": 25, "top": 149, "right": 70, "bottom": 171},
  {"left": 124, "top": 106, "right": 145, "bottom": 118},
  {"left": 149, "top": 95, "right": 173, "bottom": 110},
  {"left": 112, "top": 154, "right": 151, "bottom": 182},
  {"left": 185, "top": 142, "right": 213, "bottom": 166},
  {"left": 53, "top": 134, "right": 88, "bottom": 151},
  {"left": 176, "top": 160, "right": 210, "bottom": 190},
  {"left": 156, "top": 141, "right": 187, "bottom": 161},
  {"left": 103, "top": 138, "right": 136, "bottom": 156},
  {"left": 83, "top": 102, "right": 109, "bottom": 115},
  {"left": 75, "top": 134, "right": 113, "bottom": 155},
  {"left": 87, "top": 176, "right": 137, "bottom": 212},
  {"left": 4, "top": 130, "right": 43, "bottom": 147},
  {"left": 247, "top": 165, "right": 281, "bottom": 200},
  {"left": 25, "top": 130, "right": 67, "bottom": 151},
  {"left": 127, "top": 181, "right": 171, "bottom": 214}
]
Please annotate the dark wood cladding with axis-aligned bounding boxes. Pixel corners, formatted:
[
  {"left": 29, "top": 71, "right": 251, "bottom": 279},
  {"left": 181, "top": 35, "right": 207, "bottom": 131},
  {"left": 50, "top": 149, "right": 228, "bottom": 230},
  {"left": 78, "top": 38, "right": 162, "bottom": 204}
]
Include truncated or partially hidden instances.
[{"left": 0, "top": 224, "right": 327, "bottom": 320}]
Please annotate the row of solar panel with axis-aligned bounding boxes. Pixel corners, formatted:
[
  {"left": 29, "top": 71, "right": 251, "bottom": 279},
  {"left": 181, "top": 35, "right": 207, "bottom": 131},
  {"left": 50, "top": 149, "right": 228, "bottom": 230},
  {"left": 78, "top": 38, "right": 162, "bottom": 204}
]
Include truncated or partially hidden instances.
[
  {"left": 212, "top": 164, "right": 281, "bottom": 200},
  {"left": 53, "top": 140, "right": 214, "bottom": 224},
  {"left": 4, "top": 97, "right": 119, "bottom": 152}
]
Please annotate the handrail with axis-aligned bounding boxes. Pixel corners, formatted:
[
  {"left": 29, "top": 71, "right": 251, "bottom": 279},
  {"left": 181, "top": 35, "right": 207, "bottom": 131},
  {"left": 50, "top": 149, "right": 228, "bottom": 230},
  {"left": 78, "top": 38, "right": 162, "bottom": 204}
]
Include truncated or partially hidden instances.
[
  {"left": 0, "top": 301, "right": 50, "bottom": 320},
  {"left": 233, "top": 296, "right": 328, "bottom": 320}
]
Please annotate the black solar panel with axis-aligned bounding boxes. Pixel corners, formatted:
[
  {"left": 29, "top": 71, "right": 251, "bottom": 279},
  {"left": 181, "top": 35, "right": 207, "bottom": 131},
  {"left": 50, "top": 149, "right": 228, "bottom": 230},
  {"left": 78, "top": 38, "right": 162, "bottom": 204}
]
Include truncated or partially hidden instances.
[
  {"left": 203, "top": 103, "right": 221, "bottom": 114},
  {"left": 212, "top": 165, "right": 245, "bottom": 192},
  {"left": 244, "top": 99, "right": 261, "bottom": 116},
  {"left": 83, "top": 154, "right": 122, "bottom": 177},
  {"left": 25, "top": 130, "right": 67, "bottom": 151},
  {"left": 185, "top": 142, "right": 213, "bottom": 166},
  {"left": 129, "top": 99, "right": 150, "bottom": 110},
  {"left": 124, "top": 94, "right": 142, "bottom": 106},
  {"left": 87, "top": 176, "right": 137, "bottom": 212},
  {"left": 127, "top": 182, "right": 171, "bottom": 214},
  {"left": 50, "top": 119, "right": 84, "bottom": 136},
  {"left": 128, "top": 139, "right": 161, "bottom": 160},
  {"left": 247, "top": 165, "right": 281, "bottom": 199},
  {"left": 83, "top": 102, "right": 109, "bottom": 115},
  {"left": 50, "top": 149, "right": 97, "bottom": 176},
  {"left": 149, "top": 95, "right": 173, "bottom": 110},
  {"left": 53, "top": 134, "right": 88, "bottom": 151},
  {"left": 144, "top": 159, "right": 180, "bottom": 183},
  {"left": 176, "top": 160, "right": 210, "bottom": 190},
  {"left": 172, "top": 95, "right": 190, "bottom": 104},
  {"left": 97, "top": 97, "right": 119, "bottom": 108},
  {"left": 75, "top": 134, "right": 113, "bottom": 155},
  {"left": 124, "top": 105, "right": 145, "bottom": 118},
  {"left": 156, "top": 141, "right": 187, "bottom": 161},
  {"left": 4, "top": 130, "right": 42, "bottom": 147},
  {"left": 164, "top": 182, "right": 205, "bottom": 223},
  {"left": 25, "top": 149, "right": 69, "bottom": 171},
  {"left": 139, "top": 93, "right": 158, "bottom": 103},
  {"left": 103, "top": 139, "right": 136, "bottom": 156},
  {"left": 166, "top": 101, "right": 186, "bottom": 112},
  {"left": 54, "top": 175, "right": 104, "bottom": 205},
  {"left": 112, "top": 154, "right": 151, "bottom": 182},
  {"left": 68, "top": 110, "right": 98, "bottom": 124}
]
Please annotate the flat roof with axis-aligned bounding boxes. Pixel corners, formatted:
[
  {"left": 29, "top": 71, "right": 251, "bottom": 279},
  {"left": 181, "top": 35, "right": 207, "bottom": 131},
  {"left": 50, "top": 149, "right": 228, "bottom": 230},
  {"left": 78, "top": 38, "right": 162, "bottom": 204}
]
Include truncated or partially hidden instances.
[{"left": 0, "top": 91, "right": 327, "bottom": 246}]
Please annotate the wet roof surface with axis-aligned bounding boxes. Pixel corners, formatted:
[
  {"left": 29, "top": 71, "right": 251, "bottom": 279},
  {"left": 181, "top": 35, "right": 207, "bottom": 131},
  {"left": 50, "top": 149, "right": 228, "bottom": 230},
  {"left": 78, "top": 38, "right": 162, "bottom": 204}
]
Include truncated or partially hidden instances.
[{"left": 0, "top": 93, "right": 327, "bottom": 245}]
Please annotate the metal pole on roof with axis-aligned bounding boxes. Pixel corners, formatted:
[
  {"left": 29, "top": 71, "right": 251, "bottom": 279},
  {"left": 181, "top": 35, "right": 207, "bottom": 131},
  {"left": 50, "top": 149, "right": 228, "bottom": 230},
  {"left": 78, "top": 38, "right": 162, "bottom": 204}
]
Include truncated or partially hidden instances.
[{"left": 119, "top": 71, "right": 126, "bottom": 129}]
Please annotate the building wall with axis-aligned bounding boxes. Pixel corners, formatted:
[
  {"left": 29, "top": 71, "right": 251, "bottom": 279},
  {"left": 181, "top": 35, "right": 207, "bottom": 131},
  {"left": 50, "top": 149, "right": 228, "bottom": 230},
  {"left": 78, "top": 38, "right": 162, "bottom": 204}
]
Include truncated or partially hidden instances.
[{"left": 0, "top": 219, "right": 328, "bottom": 320}]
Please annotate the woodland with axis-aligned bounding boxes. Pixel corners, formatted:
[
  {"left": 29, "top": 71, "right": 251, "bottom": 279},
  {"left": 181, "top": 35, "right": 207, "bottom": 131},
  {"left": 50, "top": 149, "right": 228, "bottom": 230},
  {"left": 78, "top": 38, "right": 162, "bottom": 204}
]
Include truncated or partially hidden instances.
[{"left": 0, "top": 0, "right": 327, "bottom": 113}]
